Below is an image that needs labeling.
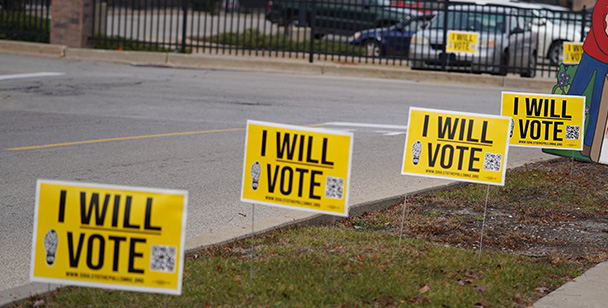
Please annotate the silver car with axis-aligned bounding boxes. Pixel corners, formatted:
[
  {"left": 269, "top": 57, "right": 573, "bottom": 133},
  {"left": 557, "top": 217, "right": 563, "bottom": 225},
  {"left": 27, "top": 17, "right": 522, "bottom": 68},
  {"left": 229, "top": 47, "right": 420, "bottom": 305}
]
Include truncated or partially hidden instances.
[{"left": 409, "top": 5, "right": 538, "bottom": 77}]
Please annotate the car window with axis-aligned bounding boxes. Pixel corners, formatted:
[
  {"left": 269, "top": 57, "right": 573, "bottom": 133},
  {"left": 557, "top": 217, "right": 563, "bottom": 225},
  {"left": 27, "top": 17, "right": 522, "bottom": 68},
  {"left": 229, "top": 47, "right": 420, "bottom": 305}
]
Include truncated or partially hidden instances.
[
  {"left": 403, "top": 18, "right": 427, "bottom": 31},
  {"left": 373, "top": 0, "right": 391, "bottom": 6},
  {"left": 520, "top": 9, "right": 540, "bottom": 26},
  {"left": 430, "top": 11, "right": 505, "bottom": 32},
  {"left": 509, "top": 14, "right": 529, "bottom": 32}
]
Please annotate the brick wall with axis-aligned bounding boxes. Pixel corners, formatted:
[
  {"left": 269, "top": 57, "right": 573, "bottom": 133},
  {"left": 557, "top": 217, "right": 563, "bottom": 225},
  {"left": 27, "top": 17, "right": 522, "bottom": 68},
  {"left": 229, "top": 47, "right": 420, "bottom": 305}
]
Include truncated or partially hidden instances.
[{"left": 50, "top": 0, "right": 94, "bottom": 48}]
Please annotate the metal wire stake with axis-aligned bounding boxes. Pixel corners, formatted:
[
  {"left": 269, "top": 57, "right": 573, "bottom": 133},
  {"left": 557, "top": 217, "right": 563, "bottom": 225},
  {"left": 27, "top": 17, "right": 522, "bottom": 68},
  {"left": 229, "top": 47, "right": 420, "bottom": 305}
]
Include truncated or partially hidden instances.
[
  {"left": 250, "top": 203, "right": 255, "bottom": 295},
  {"left": 478, "top": 184, "right": 491, "bottom": 260},
  {"left": 570, "top": 150, "right": 575, "bottom": 193},
  {"left": 399, "top": 176, "right": 409, "bottom": 246},
  {"left": 326, "top": 216, "right": 336, "bottom": 291},
  {"left": 46, "top": 283, "right": 50, "bottom": 308}
]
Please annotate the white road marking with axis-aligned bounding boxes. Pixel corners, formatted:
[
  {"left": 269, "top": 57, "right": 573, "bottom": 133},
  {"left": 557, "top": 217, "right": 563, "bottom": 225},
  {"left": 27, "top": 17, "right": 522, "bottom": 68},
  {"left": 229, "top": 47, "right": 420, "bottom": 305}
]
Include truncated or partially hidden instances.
[
  {"left": 325, "top": 122, "right": 408, "bottom": 135},
  {"left": 0, "top": 72, "right": 64, "bottom": 81},
  {"left": 325, "top": 122, "right": 408, "bottom": 130},
  {"left": 375, "top": 130, "right": 407, "bottom": 136}
]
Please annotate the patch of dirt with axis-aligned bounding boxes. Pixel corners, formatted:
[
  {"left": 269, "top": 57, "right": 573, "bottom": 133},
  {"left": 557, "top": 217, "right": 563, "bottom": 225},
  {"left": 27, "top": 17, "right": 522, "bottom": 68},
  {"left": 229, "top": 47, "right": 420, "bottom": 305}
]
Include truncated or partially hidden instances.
[{"left": 347, "top": 158, "right": 608, "bottom": 263}]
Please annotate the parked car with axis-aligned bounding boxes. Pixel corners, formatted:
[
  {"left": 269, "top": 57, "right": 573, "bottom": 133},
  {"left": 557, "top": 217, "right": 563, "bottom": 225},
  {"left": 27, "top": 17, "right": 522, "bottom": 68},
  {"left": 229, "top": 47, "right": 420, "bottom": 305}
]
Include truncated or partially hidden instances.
[
  {"left": 266, "top": 0, "right": 423, "bottom": 37},
  {"left": 507, "top": 2, "right": 584, "bottom": 65},
  {"left": 409, "top": 4, "right": 538, "bottom": 77},
  {"left": 349, "top": 14, "right": 434, "bottom": 57}
]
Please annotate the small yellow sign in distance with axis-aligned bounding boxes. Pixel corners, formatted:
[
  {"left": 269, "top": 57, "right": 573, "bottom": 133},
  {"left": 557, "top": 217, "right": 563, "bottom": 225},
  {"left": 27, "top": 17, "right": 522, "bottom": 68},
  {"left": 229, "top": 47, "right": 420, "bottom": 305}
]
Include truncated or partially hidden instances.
[
  {"left": 502, "top": 92, "right": 586, "bottom": 150},
  {"left": 563, "top": 42, "right": 584, "bottom": 64},
  {"left": 446, "top": 31, "right": 479, "bottom": 54},
  {"left": 241, "top": 120, "right": 353, "bottom": 217},
  {"left": 30, "top": 180, "right": 188, "bottom": 295},
  {"left": 402, "top": 108, "right": 510, "bottom": 186}
]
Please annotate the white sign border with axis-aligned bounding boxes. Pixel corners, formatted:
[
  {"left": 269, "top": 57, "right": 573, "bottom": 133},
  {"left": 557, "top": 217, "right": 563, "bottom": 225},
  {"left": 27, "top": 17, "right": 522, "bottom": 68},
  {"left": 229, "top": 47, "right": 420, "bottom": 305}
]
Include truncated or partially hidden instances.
[
  {"left": 501, "top": 91, "right": 586, "bottom": 150},
  {"left": 30, "top": 179, "right": 189, "bottom": 295},
  {"left": 401, "top": 107, "right": 512, "bottom": 186},
  {"left": 240, "top": 120, "right": 354, "bottom": 217}
]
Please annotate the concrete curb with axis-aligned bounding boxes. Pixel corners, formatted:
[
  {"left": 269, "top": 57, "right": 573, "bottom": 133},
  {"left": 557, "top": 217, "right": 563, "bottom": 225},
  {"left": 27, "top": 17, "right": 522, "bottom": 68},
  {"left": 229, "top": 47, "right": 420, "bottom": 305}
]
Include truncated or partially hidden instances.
[
  {"left": 0, "top": 41, "right": 65, "bottom": 58},
  {"left": 0, "top": 41, "right": 557, "bottom": 91},
  {"left": 64, "top": 48, "right": 169, "bottom": 65},
  {"left": 532, "top": 262, "right": 608, "bottom": 308},
  {"left": 184, "top": 181, "right": 465, "bottom": 255}
]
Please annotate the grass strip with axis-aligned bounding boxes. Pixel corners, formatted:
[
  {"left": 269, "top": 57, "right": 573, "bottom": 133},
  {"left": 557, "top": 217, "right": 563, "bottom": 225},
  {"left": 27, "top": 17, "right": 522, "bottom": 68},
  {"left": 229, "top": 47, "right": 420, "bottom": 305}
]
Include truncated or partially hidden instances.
[
  {"left": 18, "top": 226, "right": 581, "bottom": 307},
  {"left": 94, "top": 35, "right": 178, "bottom": 53},
  {"left": 194, "top": 28, "right": 365, "bottom": 56}
]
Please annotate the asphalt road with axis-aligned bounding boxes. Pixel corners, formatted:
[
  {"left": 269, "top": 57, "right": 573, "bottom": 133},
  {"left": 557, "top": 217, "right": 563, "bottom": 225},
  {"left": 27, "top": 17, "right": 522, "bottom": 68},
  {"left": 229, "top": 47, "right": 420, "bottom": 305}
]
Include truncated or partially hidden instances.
[{"left": 0, "top": 53, "right": 553, "bottom": 291}]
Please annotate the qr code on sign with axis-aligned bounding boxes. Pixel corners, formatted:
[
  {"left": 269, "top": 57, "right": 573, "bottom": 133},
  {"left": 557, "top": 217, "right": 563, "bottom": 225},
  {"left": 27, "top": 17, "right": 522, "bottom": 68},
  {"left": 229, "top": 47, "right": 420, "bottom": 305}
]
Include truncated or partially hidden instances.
[
  {"left": 483, "top": 153, "right": 502, "bottom": 172},
  {"left": 150, "top": 245, "right": 177, "bottom": 273},
  {"left": 325, "top": 176, "right": 344, "bottom": 199},
  {"left": 566, "top": 125, "right": 580, "bottom": 140}
]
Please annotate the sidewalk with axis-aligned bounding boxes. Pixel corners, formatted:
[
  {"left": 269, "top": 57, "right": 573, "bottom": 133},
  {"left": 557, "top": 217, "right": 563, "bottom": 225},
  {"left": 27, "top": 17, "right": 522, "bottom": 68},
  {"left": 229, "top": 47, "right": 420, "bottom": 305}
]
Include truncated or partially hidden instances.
[{"left": 1, "top": 40, "right": 606, "bottom": 308}]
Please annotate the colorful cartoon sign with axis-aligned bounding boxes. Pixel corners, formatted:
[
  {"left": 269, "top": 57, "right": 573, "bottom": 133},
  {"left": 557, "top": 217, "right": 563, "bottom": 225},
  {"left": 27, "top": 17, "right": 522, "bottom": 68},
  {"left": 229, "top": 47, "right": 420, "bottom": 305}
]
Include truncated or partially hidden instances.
[
  {"left": 447, "top": 31, "right": 479, "bottom": 54},
  {"left": 402, "top": 108, "right": 510, "bottom": 186},
  {"left": 241, "top": 121, "right": 353, "bottom": 217},
  {"left": 502, "top": 92, "right": 585, "bottom": 150},
  {"left": 544, "top": 0, "right": 608, "bottom": 164},
  {"left": 30, "top": 180, "right": 188, "bottom": 295}
]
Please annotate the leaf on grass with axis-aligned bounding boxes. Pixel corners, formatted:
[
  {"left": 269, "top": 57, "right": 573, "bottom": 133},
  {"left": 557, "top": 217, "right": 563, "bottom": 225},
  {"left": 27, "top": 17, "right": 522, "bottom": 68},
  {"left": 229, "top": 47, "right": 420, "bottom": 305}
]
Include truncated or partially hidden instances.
[
  {"left": 409, "top": 295, "right": 430, "bottom": 305},
  {"left": 513, "top": 293, "right": 526, "bottom": 304},
  {"left": 534, "top": 287, "right": 549, "bottom": 294},
  {"left": 419, "top": 284, "right": 431, "bottom": 293},
  {"left": 474, "top": 285, "right": 487, "bottom": 293}
]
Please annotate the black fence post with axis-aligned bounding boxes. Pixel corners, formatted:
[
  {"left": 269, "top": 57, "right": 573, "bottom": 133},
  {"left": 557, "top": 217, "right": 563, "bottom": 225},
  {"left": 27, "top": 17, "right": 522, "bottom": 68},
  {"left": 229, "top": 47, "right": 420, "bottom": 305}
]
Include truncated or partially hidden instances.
[
  {"left": 309, "top": 0, "right": 316, "bottom": 63},
  {"left": 181, "top": 0, "right": 188, "bottom": 53},
  {"left": 580, "top": 5, "right": 587, "bottom": 42},
  {"left": 441, "top": 0, "right": 449, "bottom": 71}
]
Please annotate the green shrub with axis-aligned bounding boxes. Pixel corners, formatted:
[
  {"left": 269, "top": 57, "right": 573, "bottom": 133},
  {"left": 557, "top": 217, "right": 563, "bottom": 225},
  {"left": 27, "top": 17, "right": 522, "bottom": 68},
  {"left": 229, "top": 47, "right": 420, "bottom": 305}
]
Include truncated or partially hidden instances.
[
  {"left": 94, "top": 35, "right": 178, "bottom": 52},
  {"left": 0, "top": 10, "right": 50, "bottom": 43},
  {"left": 192, "top": 0, "right": 220, "bottom": 13},
  {"left": 199, "top": 28, "right": 365, "bottom": 55}
]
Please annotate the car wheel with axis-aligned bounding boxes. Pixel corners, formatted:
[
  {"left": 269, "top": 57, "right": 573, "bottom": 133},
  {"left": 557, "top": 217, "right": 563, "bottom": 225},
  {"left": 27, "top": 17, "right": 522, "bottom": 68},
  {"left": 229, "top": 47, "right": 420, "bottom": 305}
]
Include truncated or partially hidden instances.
[
  {"left": 521, "top": 52, "right": 537, "bottom": 78},
  {"left": 548, "top": 41, "right": 563, "bottom": 65},
  {"left": 498, "top": 50, "right": 509, "bottom": 76},
  {"left": 364, "top": 40, "right": 383, "bottom": 57},
  {"left": 410, "top": 59, "right": 422, "bottom": 70},
  {"left": 284, "top": 17, "right": 300, "bottom": 37}
]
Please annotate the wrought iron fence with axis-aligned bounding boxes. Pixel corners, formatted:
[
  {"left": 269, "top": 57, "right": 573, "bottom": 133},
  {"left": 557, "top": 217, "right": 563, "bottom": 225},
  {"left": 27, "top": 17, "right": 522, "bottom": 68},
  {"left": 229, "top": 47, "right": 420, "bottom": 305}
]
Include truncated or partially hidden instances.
[
  {"left": 92, "top": 0, "right": 590, "bottom": 78},
  {"left": 0, "top": 0, "right": 51, "bottom": 43},
  {"left": 0, "top": 0, "right": 587, "bottom": 78}
]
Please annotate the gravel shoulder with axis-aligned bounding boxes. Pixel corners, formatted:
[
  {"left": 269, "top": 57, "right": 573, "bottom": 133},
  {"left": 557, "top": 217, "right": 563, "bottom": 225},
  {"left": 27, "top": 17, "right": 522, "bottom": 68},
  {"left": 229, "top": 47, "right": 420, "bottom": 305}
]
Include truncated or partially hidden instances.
[{"left": 348, "top": 157, "right": 608, "bottom": 265}]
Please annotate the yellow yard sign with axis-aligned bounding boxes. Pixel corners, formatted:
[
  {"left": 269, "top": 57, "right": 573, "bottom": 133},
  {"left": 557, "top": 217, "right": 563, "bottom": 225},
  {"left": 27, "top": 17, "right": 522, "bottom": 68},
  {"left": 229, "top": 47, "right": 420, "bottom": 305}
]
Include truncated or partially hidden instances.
[
  {"left": 402, "top": 108, "right": 510, "bottom": 186},
  {"left": 241, "top": 121, "right": 353, "bottom": 217},
  {"left": 563, "top": 42, "right": 584, "bottom": 64},
  {"left": 502, "top": 92, "right": 585, "bottom": 150},
  {"left": 30, "top": 180, "right": 188, "bottom": 295},
  {"left": 446, "top": 31, "right": 478, "bottom": 54}
]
